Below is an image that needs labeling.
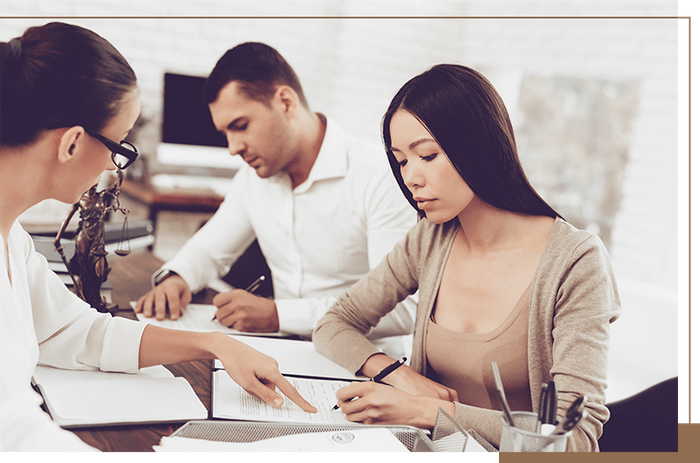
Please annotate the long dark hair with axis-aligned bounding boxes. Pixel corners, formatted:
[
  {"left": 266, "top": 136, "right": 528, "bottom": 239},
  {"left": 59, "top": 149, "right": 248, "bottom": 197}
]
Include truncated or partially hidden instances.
[
  {"left": 382, "top": 64, "right": 560, "bottom": 219},
  {"left": 203, "top": 42, "right": 308, "bottom": 108},
  {"left": 0, "top": 22, "right": 137, "bottom": 147}
]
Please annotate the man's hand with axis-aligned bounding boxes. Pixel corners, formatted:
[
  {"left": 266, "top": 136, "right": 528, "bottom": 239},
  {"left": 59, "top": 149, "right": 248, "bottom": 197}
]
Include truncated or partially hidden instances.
[
  {"left": 212, "top": 289, "right": 279, "bottom": 332},
  {"left": 134, "top": 274, "right": 192, "bottom": 321}
]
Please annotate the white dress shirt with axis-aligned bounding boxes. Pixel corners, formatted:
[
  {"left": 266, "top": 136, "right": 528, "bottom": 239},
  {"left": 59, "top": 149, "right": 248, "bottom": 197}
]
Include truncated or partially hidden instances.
[
  {"left": 1, "top": 221, "right": 146, "bottom": 451},
  {"left": 161, "top": 116, "right": 417, "bottom": 355}
]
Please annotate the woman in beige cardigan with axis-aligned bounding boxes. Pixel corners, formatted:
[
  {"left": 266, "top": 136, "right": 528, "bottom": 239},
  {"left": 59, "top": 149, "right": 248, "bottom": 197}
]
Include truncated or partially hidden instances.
[{"left": 313, "top": 64, "right": 620, "bottom": 451}]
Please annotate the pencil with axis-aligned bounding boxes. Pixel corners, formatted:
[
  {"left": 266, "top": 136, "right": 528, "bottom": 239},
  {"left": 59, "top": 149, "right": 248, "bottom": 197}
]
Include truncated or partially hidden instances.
[{"left": 491, "top": 361, "right": 516, "bottom": 427}]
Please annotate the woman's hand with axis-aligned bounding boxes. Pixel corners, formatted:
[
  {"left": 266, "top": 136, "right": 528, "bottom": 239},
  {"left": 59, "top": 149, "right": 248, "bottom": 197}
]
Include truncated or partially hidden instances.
[
  {"left": 384, "top": 365, "right": 459, "bottom": 402},
  {"left": 361, "top": 354, "right": 459, "bottom": 402},
  {"left": 139, "top": 327, "right": 316, "bottom": 413},
  {"left": 210, "top": 333, "right": 317, "bottom": 413},
  {"left": 334, "top": 381, "right": 453, "bottom": 429}
]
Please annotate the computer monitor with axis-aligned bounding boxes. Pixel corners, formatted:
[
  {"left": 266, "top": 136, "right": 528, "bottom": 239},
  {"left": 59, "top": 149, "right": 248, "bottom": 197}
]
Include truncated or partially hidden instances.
[{"left": 158, "top": 72, "right": 241, "bottom": 170}]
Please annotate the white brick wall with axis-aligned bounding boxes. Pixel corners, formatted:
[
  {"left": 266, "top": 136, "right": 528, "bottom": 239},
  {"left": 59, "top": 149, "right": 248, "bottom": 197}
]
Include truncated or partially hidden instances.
[
  {"left": 0, "top": 1, "right": 680, "bottom": 287},
  {"left": 1, "top": 1, "right": 682, "bottom": 397}
]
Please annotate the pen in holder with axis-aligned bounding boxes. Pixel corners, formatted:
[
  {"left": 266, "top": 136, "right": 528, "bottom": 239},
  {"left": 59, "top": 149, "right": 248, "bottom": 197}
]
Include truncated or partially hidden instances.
[
  {"left": 499, "top": 412, "right": 571, "bottom": 452},
  {"left": 491, "top": 362, "right": 515, "bottom": 426},
  {"left": 491, "top": 362, "right": 570, "bottom": 452}
]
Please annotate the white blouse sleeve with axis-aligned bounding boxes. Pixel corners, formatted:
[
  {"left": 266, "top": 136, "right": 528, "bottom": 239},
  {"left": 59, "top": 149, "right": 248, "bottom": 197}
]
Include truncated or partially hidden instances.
[{"left": 25, "top": 231, "right": 147, "bottom": 372}]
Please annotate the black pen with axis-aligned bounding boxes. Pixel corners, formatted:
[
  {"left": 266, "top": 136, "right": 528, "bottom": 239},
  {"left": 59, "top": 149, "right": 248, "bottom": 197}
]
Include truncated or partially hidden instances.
[
  {"left": 371, "top": 356, "right": 407, "bottom": 383},
  {"left": 541, "top": 380, "right": 558, "bottom": 434},
  {"left": 536, "top": 383, "right": 548, "bottom": 434},
  {"left": 331, "top": 357, "right": 407, "bottom": 411},
  {"left": 550, "top": 395, "right": 587, "bottom": 435},
  {"left": 211, "top": 275, "right": 266, "bottom": 321}
]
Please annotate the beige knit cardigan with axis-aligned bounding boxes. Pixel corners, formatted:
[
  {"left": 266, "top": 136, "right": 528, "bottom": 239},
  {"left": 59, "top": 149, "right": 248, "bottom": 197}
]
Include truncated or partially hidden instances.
[{"left": 313, "top": 217, "right": 621, "bottom": 451}]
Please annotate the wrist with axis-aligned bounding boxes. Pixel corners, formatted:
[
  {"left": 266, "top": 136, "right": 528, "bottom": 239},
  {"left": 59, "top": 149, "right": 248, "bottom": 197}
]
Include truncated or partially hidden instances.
[
  {"left": 360, "top": 353, "right": 394, "bottom": 378},
  {"left": 414, "top": 396, "right": 453, "bottom": 429},
  {"left": 202, "top": 331, "right": 229, "bottom": 359},
  {"left": 153, "top": 269, "right": 177, "bottom": 286}
]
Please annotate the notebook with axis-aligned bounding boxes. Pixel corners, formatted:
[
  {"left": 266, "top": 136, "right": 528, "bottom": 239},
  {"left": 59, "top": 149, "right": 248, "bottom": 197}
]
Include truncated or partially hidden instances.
[{"left": 31, "top": 365, "right": 207, "bottom": 428}]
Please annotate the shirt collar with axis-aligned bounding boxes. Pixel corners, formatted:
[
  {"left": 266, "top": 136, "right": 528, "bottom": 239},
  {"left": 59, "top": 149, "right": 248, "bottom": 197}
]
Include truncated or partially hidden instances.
[{"left": 294, "top": 114, "right": 347, "bottom": 193}]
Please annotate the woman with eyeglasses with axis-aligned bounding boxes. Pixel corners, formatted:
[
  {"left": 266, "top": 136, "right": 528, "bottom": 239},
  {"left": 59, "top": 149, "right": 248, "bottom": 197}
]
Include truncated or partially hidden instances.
[{"left": 0, "top": 22, "right": 315, "bottom": 451}]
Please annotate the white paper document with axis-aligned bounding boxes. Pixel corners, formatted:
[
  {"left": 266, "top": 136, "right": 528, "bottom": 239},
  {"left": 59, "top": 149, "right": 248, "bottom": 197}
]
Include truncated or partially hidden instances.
[
  {"left": 133, "top": 302, "right": 286, "bottom": 337},
  {"left": 213, "top": 370, "right": 356, "bottom": 424},
  {"left": 155, "top": 428, "right": 409, "bottom": 452},
  {"left": 213, "top": 335, "right": 359, "bottom": 380}
]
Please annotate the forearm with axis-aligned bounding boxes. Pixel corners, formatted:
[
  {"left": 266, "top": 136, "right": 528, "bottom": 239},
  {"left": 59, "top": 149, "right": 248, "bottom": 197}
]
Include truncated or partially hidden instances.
[
  {"left": 138, "top": 324, "right": 224, "bottom": 368},
  {"left": 314, "top": 310, "right": 382, "bottom": 375},
  {"left": 164, "top": 185, "right": 256, "bottom": 294}
]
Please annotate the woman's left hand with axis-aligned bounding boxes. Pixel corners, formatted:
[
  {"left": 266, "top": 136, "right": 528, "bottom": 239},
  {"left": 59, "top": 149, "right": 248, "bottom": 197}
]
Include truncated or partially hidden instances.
[{"left": 334, "top": 381, "right": 451, "bottom": 429}]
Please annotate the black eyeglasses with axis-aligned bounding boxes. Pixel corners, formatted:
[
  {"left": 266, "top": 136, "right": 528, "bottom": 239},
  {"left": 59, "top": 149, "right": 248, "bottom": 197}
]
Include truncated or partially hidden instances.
[{"left": 85, "top": 128, "right": 139, "bottom": 169}]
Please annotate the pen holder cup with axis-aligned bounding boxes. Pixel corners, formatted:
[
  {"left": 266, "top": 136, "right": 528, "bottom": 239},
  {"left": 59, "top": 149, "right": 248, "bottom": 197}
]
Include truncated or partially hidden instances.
[{"left": 499, "top": 412, "right": 570, "bottom": 452}]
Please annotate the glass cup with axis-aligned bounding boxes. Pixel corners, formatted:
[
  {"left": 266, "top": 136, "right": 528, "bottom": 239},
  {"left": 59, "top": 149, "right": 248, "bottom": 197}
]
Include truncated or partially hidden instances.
[{"left": 499, "top": 411, "right": 571, "bottom": 452}]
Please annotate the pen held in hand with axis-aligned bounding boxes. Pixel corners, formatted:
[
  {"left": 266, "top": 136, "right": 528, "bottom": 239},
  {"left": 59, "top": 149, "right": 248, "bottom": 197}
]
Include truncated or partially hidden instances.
[
  {"left": 330, "top": 357, "right": 407, "bottom": 411},
  {"left": 244, "top": 275, "right": 266, "bottom": 294},
  {"left": 211, "top": 275, "right": 266, "bottom": 321},
  {"left": 371, "top": 356, "right": 407, "bottom": 383}
]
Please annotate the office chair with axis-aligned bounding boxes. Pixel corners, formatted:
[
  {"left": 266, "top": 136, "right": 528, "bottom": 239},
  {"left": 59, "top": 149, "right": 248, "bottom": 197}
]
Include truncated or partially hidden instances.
[{"left": 598, "top": 376, "right": 678, "bottom": 452}]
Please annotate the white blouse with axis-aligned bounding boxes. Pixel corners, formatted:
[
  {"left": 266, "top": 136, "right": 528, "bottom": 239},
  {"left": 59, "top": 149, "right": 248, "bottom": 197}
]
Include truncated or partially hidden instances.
[{"left": 0, "top": 220, "right": 146, "bottom": 451}]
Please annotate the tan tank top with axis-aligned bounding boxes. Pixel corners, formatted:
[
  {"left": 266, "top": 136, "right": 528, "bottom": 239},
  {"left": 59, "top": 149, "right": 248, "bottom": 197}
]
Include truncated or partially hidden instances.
[{"left": 425, "top": 283, "right": 532, "bottom": 412}]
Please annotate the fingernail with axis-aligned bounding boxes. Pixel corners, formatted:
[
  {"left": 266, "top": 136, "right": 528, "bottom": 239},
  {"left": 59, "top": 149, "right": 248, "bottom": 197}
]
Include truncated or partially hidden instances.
[{"left": 274, "top": 398, "right": 283, "bottom": 407}]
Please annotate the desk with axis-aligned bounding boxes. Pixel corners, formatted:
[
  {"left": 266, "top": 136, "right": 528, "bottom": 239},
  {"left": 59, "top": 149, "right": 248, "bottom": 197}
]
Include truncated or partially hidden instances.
[
  {"left": 119, "top": 178, "right": 224, "bottom": 227},
  {"left": 67, "top": 251, "right": 217, "bottom": 452},
  {"left": 59, "top": 252, "right": 476, "bottom": 453}
]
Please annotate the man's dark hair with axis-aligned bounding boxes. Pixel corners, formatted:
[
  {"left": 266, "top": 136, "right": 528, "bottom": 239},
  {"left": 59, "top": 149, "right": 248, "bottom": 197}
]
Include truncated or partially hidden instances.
[{"left": 203, "top": 42, "right": 307, "bottom": 108}]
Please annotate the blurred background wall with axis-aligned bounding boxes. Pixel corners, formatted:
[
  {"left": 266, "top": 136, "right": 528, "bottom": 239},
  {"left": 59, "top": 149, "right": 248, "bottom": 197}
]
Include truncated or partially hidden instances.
[{"left": 0, "top": 1, "right": 681, "bottom": 403}]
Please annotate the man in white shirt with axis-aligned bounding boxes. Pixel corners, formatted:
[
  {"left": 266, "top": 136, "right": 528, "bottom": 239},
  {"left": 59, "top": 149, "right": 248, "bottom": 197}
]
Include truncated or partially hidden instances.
[{"left": 135, "top": 42, "right": 416, "bottom": 357}]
